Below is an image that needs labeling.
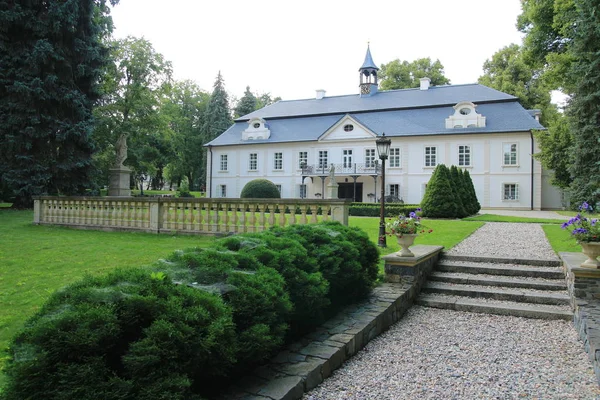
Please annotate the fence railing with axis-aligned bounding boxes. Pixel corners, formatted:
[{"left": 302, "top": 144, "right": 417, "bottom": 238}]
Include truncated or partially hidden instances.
[{"left": 33, "top": 197, "right": 351, "bottom": 234}]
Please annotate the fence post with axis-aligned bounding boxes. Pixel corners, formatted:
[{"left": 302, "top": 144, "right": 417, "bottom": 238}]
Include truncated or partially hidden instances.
[
  {"left": 331, "top": 200, "right": 350, "bottom": 225},
  {"left": 149, "top": 199, "right": 161, "bottom": 233},
  {"left": 33, "top": 198, "right": 41, "bottom": 224}
]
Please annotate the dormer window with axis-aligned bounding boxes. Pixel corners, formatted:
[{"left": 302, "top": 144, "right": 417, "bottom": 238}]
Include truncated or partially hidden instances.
[
  {"left": 445, "top": 101, "right": 486, "bottom": 129},
  {"left": 242, "top": 118, "right": 271, "bottom": 141},
  {"left": 344, "top": 124, "right": 354, "bottom": 132}
]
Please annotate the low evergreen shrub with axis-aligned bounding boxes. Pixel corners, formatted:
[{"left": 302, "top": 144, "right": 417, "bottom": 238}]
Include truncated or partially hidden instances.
[
  {"left": 2, "top": 268, "right": 236, "bottom": 400},
  {"left": 240, "top": 179, "right": 281, "bottom": 199},
  {"left": 463, "top": 169, "right": 481, "bottom": 215},
  {"left": 349, "top": 203, "right": 420, "bottom": 217},
  {"left": 421, "top": 164, "right": 459, "bottom": 218}
]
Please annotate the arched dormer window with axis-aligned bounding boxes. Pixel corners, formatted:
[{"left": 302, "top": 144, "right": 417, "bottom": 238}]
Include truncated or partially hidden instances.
[
  {"left": 445, "top": 101, "right": 486, "bottom": 129},
  {"left": 242, "top": 118, "right": 271, "bottom": 141}
]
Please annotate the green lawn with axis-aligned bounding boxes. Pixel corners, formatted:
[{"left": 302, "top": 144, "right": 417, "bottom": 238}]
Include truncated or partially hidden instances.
[
  {"left": 557, "top": 210, "right": 599, "bottom": 218},
  {"left": 0, "top": 210, "right": 215, "bottom": 387},
  {"left": 463, "top": 214, "right": 565, "bottom": 224},
  {"left": 542, "top": 224, "right": 581, "bottom": 253}
]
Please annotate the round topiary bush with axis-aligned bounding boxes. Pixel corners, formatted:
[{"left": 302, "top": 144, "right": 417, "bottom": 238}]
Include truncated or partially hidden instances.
[{"left": 240, "top": 179, "right": 281, "bottom": 198}]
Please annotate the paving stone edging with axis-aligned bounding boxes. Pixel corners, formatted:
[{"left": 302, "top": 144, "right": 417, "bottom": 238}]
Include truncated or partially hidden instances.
[
  {"left": 561, "top": 251, "right": 600, "bottom": 385},
  {"left": 219, "top": 245, "right": 443, "bottom": 400}
]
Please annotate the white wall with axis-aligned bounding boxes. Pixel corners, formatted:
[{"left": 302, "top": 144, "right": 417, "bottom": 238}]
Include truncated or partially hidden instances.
[{"left": 207, "top": 132, "right": 563, "bottom": 209}]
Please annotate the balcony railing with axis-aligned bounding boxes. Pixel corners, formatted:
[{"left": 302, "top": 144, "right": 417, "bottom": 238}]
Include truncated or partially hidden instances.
[{"left": 301, "top": 162, "right": 381, "bottom": 176}]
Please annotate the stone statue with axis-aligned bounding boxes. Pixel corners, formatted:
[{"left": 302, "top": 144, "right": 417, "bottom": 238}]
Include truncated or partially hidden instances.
[
  {"left": 329, "top": 164, "right": 336, "bottom": 181},
  {"left": 115, "top": 134, "right": 128, "bottom": 168}
]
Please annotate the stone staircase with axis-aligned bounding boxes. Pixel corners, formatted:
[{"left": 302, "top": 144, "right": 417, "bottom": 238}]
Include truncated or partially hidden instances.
[{"left": 417, "top": 254, "right": 573, "bottom": 320}]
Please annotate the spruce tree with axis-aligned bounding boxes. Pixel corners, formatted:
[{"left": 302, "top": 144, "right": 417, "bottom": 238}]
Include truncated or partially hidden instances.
[
  {"left": 203, "top": 72, "right": 232, "bottom": 143},
  {"left": 420, "top": 164, "right": 458, "bottom": 218},
  {"left": 567, "top": 0, "right": 600, "bottom": 207},
  {"left": 234, "top": 86, "right": 258, "bottom": 118},
  {"left": 0, "top": 0, "right": 117, "bottom": 208},
  {"left": 463, "top": 169, "right": 481, "bottom": 214},
  {"left": 449, "top": 165, "right": 468, "bottom": 218}
]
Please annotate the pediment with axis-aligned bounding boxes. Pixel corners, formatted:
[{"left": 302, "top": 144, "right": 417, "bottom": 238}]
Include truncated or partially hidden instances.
[{"left": 319, "top": 115, "right": 377, "bottom": 141}]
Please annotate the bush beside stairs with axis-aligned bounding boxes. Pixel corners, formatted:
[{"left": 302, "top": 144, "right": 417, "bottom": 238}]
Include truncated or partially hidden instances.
[{"left": 417, "top": 254, "right": 572, "bottom": 320}]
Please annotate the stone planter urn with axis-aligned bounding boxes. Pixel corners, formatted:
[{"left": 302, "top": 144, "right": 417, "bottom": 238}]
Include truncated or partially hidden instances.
[
  {"left": 579, "top": 242, "right": 600, "bottom": 268},
  {"left": 396, "top": 234, "right": 418, "bottom": 257}
]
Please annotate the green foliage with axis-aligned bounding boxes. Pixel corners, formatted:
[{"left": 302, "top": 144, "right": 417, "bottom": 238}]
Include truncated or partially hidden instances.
[
  {"left": 449, "top": 166, "right": 468, "bottom": 218},
  {"left": 1, "top": 268, "right": 235, "bottom": 400},
  {"left": 463, "top": 170, "right": 481, "bottom": 215},
  {"left": 566, "top": 0, "right": 600, "bottom": 207},
  {"left": 234, "top": 86, "right": 257, "bottom": 118},
  {"left": 348, "top": 203, "right": 420, "bottom": 217},
  {"left": 533, "top": 115, "right": 573, "bottom": 189},
  {"left": 0, "top": 0, "right": 118, "bottom": 208},
  {"left": 240, "top": 179, "right": 281, "bottom": 199},
  {"left": 202, "top": 72, "right": 232, "bottom": 143},
  {"left": 379, "top": 58, "right": 450, "bottom": 90},
  {"left": 421, "top": 165, "right": 458, "bottom": 218},
  {"left": 216, "top": 233, "right": 329, "bottom": 336}
]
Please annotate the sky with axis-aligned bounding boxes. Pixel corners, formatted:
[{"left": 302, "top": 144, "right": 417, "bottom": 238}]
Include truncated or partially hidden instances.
[{"left": 109, "top": 0, "right": 526, "bottom": 102}]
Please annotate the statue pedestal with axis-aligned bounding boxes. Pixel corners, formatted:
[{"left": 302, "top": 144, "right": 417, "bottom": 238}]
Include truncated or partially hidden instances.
[
  {"left": 327, "top": 183, "right": 339, "bottom": 199},
  {"left": 108, "top": 167, "right": 132, "bottom": 196}
]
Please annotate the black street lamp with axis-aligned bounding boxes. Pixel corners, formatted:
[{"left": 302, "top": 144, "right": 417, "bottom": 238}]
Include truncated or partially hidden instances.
[{"left": 376, "top": 132, "right": 391, "bottom": 247}]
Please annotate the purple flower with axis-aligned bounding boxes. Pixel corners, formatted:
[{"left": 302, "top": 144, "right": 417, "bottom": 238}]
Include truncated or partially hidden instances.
[
  {"left": 561, "top": 222, "right": 569, "bottom": 229},
  {"left": 573, "top": 228, "right": 588, "bottom": 234},
  {"left": 579, "top": 202, "right": 590, "bottom": 211},
  {"left": 409, "top": 212, "right": 417, "bottom": 218}
]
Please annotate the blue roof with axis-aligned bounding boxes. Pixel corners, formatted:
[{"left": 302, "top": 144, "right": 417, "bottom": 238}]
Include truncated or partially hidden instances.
[
  {"left": 360, "top": 45, "right": 378, "bottom": 71},
  {"left": 237, "top": 84, "right": 516, "bottom": 121},
  {"left": 207, "top": 101, "right": 544, "bottom": 147}
]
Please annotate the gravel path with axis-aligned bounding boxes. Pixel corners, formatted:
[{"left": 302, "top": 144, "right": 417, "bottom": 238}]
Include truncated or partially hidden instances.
[
  {"left": 446, "top": 222, "right": 559, "bottom": 260},
  {"left": 304, "top": 307, "right": 599, "bottom": 400},
  {"left": 304, "top": 223, "right": 599, "bottom": 399}
]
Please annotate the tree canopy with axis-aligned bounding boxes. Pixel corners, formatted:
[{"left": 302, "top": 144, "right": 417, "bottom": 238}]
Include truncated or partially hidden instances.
[
  {"left": 379, "top": 58, "right": 450, "bottom": 90},
  {"left": 202, "top": 72, "right": 232, "bottom": 143},
  {"left": 0, "top": 0, "right": 118, "bottom": 208},
  {"left": 234, "top": 86, "right": 257, "bottom": 118}
]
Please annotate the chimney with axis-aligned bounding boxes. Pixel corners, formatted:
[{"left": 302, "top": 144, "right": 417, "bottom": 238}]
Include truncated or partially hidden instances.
[
  {"left": 316, "top": 89, "right": 326, "bottom": 100},
  {"left": 420, "top": 77, "right": 431, "bottom": 91}
]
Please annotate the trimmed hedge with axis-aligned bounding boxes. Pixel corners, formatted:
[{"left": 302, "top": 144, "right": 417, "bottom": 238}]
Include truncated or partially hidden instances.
[
  {"left": 349, "top": 203, "right": 420, "bottom": 217},
  {"left": 2, "top": 223, "right": 379, "bottom": 400}
]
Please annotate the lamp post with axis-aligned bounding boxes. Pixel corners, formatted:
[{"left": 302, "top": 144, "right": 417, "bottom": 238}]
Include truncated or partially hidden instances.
[{"left": 376, "top": 132, "right": 391, "bottom": 247}]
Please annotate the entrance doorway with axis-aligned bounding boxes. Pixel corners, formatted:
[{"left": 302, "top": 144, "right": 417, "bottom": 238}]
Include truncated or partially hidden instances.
[{"left": 338, "top": 182, "right": 363, "bottom": 202}]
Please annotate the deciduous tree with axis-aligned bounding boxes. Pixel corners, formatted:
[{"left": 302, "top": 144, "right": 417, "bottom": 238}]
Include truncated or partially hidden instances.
[{"left": 379, "top": 58, "right": 450, "bottom": 90}]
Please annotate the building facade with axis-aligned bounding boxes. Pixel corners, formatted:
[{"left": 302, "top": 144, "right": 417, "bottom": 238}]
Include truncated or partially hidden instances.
[{"left": 206, "top": 47, "right": 563, "bottom": 210}]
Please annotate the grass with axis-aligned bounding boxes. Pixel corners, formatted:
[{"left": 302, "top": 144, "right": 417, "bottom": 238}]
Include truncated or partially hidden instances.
[
  {"left": 0, "top": 209, "right": 215, "bottom": 387},
  {"left": 463, "top": 214, "right": 565, "bottom": 224},
  {"left": 0, "top": 204, "right": 11, "bottom": 208},
  {"left": 130, "top": 189, "right": 205, "bottom": 197},
  {"left": 557, "top": 210, "right": 600, "bottom": 218},
  {"left": 542, "top": 224, "right": 581, "bottom": 253}
]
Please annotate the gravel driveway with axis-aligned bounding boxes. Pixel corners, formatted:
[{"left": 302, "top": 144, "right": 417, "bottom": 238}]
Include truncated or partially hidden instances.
[{"left": 305, "top": 223, "right": 599, "bottom": 399}]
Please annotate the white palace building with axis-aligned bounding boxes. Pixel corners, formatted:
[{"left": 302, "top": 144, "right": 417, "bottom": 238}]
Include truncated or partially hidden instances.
[{"left": 206, "top": 46, "right": 563, "bottom": 210}]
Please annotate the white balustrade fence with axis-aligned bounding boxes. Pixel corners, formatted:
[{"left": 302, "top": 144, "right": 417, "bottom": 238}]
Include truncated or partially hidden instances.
[{"left": 33, "top": 197, "right": 351, "bottom": 234}]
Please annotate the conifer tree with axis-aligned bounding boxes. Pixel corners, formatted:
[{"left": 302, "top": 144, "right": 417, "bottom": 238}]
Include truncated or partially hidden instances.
[
  {"left": 449, "top": 165, "right": 468, "bottom": 218},
  {"left": 0, "top": 0, "right": 118, "bottom": 208},
  {"left": 567, "top": 0, "right": 600, "bottom": 206},
  {"left": 203, "top": 72, "right": 232, "bottom": 143},
  {"left": 463, "top": 169, "right": 481, "bottom": 214},
  {"left": 420, "top": 164, "right": 458, "bottom": 218},
  {"left": 234, "top": 86, "right": 258, "bottom": 118}
]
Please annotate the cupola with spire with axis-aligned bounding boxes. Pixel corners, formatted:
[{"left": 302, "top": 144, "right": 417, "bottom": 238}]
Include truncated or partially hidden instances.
[{"left": 359, "top": 44, "right": 379, "bottom": 97}]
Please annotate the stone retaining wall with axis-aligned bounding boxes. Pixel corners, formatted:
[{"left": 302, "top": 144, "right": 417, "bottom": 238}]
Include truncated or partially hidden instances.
[
  {"left": 561, "top": 252, "right": 600, "bottom": 385},
  {"left": 219, "top": 245, "right": 443, "bottom": 400}
]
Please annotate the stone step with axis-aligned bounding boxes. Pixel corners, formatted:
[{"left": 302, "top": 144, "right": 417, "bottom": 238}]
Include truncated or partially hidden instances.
[
  {"left": 429, "top": 271, "right": 567, "bottom": 291},
  {"left": 422, "top": 282, "right": 570, "bottom": 305},
  {"left": 441, "top": 254, "right": 562, "bottom": 267},
  {"left": 436, "top": 261, "right": 564, "bottom": 279},
  {"left": 417, "top": 294, "right": 572, "bottom": 321}
]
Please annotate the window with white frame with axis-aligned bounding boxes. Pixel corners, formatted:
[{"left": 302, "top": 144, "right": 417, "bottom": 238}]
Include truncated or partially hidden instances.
[
  {"left": 389, "top": 148, "right": 401, "bottom": 168},
  {"left": 249, "top": 153, "right": 257, "bottom": 171},
  {"left": 503, "top": 183, "right": 519, "bottom": 200},
  {"left": 274, "top": 152, "right": 283, "bottom": 170},
  {"left": 298, "top": 151, "right": 308, "bottom": 169},
  {"left": 342, "top": 149, "right": 353, "bottom": 168},
  {"left": 365, "top": 149, "right": 376, "bottom": 168},
  {"left": 318, "top": 150, "right": 328, "bottom": 169},
  {"left": 220, "top": 154, "right": 228, "bottom": 171},
  {"left": 503, "top": 143, "right": 518, "bottom": 165},
  {"left": 298, "top": 184, "right": 307, "bottom": 198},
  {"left": 388, "top": 184, "right": 400, "bottom": 198},
  {"left": 424, "top": 146, "right": 437, "bottom": 167},
  {"left": 276, "top": 184, "right": 282, "bottom": 194},
  {"left": 458, "top": 145, "right": 471, "bottom": 166},
  {"left": 219, "top": 184, "right": 227, "bottom": 198}
]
